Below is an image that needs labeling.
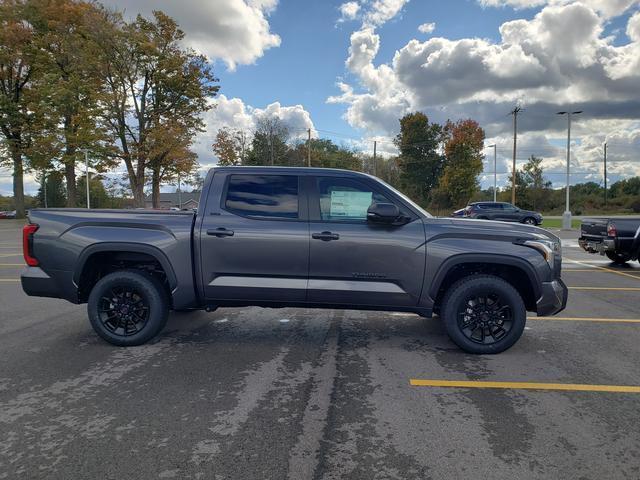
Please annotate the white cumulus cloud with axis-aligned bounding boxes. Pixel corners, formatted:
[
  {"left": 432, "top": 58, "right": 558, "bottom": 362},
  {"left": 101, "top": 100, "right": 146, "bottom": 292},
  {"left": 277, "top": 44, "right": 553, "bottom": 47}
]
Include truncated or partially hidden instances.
[
  {"left": 418, "top": 22, "right": 435, "bottom": 34},
  {"left": 195, "top": 95, "right": 317, "bottom": 165},
  {"left": 107, "top": 0, "right": 281, "bottom": 70},
  {"left": 338, "top": 1, "right": 361, "bottom": 22}
]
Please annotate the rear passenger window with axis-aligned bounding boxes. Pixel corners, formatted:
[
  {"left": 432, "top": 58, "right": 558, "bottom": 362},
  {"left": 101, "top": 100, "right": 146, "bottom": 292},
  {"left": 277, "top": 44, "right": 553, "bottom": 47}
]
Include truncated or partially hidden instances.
[{"left": 224, "top": 175, "right": 298, "bottom": 219}]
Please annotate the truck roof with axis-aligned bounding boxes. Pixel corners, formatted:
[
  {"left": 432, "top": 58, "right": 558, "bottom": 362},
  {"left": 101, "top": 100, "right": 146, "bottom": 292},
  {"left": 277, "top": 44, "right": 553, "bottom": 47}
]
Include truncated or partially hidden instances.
[{"left": 213, "top": 166, "right": 373, "bottom": 178}]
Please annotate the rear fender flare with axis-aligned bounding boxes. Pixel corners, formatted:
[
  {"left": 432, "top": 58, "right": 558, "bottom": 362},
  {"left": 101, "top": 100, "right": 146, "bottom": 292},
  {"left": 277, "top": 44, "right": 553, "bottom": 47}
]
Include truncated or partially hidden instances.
[{"left": 73, "top": 242, "right": 178, "bottom": 291}]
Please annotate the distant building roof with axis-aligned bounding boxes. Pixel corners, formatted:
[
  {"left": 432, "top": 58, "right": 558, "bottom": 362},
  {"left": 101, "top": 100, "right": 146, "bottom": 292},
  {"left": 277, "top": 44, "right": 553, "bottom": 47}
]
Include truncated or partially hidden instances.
[{"left": 144, "top": 192, "right": 200, "bottom": 205}]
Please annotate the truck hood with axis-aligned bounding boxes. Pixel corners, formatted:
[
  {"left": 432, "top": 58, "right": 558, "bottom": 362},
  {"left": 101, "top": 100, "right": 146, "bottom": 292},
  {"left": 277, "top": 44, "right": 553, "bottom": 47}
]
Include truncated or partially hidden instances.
[{"left": 432, "top": 217, "right": 560, "bottom": 243}]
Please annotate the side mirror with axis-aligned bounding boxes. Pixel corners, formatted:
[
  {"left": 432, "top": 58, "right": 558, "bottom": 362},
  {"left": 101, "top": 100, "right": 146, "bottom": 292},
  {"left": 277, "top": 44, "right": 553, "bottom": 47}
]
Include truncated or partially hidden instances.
[{"left": 367, "top": 202, "right": 400, "bottom": 224}]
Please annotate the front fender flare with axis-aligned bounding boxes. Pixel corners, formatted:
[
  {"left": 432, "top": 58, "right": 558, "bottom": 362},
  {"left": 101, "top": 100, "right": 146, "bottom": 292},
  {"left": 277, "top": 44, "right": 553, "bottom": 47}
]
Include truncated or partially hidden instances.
[{"left": 428, "top": 253, "right": 542, "bottom": 301}]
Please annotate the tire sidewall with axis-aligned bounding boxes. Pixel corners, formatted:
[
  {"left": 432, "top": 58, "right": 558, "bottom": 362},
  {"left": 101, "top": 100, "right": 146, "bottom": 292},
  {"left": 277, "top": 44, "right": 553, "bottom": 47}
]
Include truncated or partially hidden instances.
[
  {"left": 441, "top": 275, "right": 526, "bottom": 354},
  {"left": 87, "top": 270, "right": 169, "bottom": 346},
  {"left": 606, "top": 251, "right": 629, "bottom": 264}
]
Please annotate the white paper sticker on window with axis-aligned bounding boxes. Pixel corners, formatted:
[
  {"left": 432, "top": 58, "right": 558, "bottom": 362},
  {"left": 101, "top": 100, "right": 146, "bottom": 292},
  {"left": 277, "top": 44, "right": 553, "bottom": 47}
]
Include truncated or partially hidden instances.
[{"left": 329, "top": 191, "right": 373, "bottom": 218}]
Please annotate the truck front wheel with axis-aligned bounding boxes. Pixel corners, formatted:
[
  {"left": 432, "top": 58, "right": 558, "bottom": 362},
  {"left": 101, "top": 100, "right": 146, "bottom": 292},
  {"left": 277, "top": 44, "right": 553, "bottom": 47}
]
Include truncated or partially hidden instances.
[
  {"left": 440, "top": 275, "right": 526, "bottom": 354},
  {"left": 87, "top": 270, "right": 169, "bottom": 346}
]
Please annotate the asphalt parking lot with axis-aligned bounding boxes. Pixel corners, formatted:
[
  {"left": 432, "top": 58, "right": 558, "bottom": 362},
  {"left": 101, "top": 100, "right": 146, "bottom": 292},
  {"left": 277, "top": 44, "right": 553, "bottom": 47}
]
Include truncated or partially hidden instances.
[{"left": 1, "top": 219, "right": 639, "bottom": 479}]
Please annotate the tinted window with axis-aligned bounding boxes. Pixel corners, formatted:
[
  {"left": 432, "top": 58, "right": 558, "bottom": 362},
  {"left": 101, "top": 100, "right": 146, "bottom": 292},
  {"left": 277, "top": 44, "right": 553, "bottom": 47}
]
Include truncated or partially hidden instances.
[
  {"left": 225, "top": 175, "right": 298, "bottom": 219},
  {"left": 316, "top": 177, "right": 392, "bottom": 221}
]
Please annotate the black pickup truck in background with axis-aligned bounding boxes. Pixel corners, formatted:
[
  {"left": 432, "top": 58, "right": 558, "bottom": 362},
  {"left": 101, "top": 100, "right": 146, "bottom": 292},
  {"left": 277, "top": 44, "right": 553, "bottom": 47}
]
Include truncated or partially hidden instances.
[{"left": 579, "top": 217, "right": 640, "bottom": 264}]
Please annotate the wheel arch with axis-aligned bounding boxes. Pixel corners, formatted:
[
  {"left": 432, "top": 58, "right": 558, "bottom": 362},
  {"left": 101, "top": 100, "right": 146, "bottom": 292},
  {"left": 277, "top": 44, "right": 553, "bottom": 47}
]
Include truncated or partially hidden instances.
[
  {"left": 74, "top": 243, "right": 178, "bottom": 303},
  {"left": 429, "top": 254, "right": 541, "bottom": 312}
]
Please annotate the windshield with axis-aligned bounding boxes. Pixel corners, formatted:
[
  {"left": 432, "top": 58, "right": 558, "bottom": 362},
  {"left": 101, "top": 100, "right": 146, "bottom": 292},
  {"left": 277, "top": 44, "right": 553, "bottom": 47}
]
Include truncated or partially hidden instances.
[{"left": 373, "top": 176, "right": 433, "bottom": 218}]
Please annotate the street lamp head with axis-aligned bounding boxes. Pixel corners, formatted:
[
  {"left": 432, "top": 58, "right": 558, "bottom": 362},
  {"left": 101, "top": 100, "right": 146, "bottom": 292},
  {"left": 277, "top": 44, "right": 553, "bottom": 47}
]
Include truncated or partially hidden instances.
[
  {"left": 572, "top": 110, "right": 583, "bottom": 114},
  {"left": 557, "top": 111, "right": 567, "bottom": 115}
]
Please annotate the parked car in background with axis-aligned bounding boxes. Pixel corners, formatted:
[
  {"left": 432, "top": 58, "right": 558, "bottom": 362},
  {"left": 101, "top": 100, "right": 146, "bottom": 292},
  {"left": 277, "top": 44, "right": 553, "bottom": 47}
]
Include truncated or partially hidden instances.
[
  {"left": 579, "top": 217, "right": 640, "bottom": 264},
  {"left": 0, "top": 211, "right": 16, "bottom": 219},
  {"left": 21, "top": 166, "right": 566, "bottom": 354},
  {"left": 451, "top": 208, "right": 465, "bottom": 217},
  {"left": 464, "top": 202, "right": 543, "bottom": 225}
]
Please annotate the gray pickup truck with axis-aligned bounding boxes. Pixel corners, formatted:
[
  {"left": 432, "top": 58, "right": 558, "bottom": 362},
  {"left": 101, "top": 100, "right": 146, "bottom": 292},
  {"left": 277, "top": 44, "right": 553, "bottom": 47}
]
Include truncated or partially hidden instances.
[{"left": 21, "top": 167, "right": 567, "bottom": 354}]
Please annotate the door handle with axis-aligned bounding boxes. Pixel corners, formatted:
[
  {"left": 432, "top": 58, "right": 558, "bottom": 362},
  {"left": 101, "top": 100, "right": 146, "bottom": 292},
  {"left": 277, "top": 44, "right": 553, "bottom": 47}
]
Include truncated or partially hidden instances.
[
  {"left": 207, "top": 228, "right": 235, "bottom": 237},
  {"left": 312, "top": 231, "right": 339, "bottom": 241}
]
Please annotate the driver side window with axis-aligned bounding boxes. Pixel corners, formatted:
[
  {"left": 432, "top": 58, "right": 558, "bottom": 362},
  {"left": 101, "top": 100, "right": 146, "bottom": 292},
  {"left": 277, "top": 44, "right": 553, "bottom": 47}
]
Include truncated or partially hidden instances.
[{"left": 316, "top": 177, "right": 392, "bottom": 222}]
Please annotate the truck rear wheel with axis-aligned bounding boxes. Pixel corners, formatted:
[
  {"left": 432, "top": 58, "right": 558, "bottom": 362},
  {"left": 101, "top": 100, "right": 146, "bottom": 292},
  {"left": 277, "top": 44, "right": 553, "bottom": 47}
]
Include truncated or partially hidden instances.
[
  {"left": 606, "top": 252, "right": 630, "bottom": 264},
  {"left": 440, "top": 274, "right": 526, "bottom": 354},
  {"left": 87, "top": 270, "right": 169, "bottom": 346}
]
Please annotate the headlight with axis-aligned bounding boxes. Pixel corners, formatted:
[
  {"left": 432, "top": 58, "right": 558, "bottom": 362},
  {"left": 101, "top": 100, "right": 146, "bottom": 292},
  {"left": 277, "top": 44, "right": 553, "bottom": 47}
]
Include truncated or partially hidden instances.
[{"left": 523, "top": 239, "right": 561, "bottom": 268}]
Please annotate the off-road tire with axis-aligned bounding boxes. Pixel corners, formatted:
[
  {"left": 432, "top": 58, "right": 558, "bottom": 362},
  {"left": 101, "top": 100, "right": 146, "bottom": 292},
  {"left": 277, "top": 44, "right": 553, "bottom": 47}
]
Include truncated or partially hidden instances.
[
  {"left": 440, "top": 274, "right": 526, "bottom": 354},
  {"left": 87, "top": 270, "right": 169, "bottom": 346}
]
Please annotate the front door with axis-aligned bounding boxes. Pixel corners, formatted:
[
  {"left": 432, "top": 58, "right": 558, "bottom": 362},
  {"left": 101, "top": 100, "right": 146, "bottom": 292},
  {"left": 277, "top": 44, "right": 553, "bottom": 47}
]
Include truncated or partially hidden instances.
[
  {"left": 306, "top": 175, "right": 426, "bottom": 308},
  {"left": 200, "top": 172, "right": 308, "bottom": 303}
]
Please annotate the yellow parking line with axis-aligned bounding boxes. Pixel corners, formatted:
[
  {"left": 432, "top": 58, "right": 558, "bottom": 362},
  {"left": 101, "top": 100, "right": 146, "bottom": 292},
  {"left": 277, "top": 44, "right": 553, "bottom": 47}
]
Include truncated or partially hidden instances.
[
  {"left": 0, "top": 264, "right": 23, "bottom": 267},
  {"left": 0, "top": 253, "right": 21, "bottom": 257},
  {"left": 563, "top": 268, "right": 599, "bottom": 272},
  {"left": 569, "top": 286, "right": 640, "bottom": 291},
  {"left": 565, "top": 259, "right": 640, "bottom": 281},
  {"left": 528, "top": 316, "right": 640, "bottom": 324},
  {"left": 0, "top": 279, "right": 19, "bottom": 282},
  {"left": 409, "top": 379, "right": 640, "bottom": 393}
]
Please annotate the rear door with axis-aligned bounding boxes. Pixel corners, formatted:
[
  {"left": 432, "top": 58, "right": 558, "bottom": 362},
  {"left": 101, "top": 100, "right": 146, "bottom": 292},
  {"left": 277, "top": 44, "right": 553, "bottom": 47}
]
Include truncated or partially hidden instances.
[
  {"left": 306, "top": 175, "right": 426, "bottom": 307},
  {"left": 500, "top": 203, "right": 521, "bottom": 222},
  {"left": 199, "top": 172, "right": 309, "bottom": 302}
]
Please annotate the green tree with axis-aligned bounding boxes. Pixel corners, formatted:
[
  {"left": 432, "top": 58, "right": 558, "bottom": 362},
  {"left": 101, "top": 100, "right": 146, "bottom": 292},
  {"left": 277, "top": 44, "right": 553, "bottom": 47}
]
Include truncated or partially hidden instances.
[
  {"left": 98, "top": 10, "right": 219, "bottom": 207},
  {"left": 36, "top": 170, "right": 66, "bottom": 207},
  {"left": 28, "top": 0, "right": 115, "bottom": 207},
  {"left": 438, "top": 119, "right": 485, "bottom": 207},
  {"left": 520, "top": 155, "right": 551, "bottom": 210},
  {"left": 76, "top": 174, "right": 109, "bottom": 208},
  {"left": 0, "top": 0, "right": 40, "bottom": 218},
  {"left": 289, "top": 138, "right": 361, "bottom": 170},
  {"left": 212, "top": 127, "right": 247, "bottom": 166},
  {"left": 245, "top": 117, "right": 289, "bottom": 166},
  {"left": 394, "top": 112, "right": 445, "bottom": 206}
]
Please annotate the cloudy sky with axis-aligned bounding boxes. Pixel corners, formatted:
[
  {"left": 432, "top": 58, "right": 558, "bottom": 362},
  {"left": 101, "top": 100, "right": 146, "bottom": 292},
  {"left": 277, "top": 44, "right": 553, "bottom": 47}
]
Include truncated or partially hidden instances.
[{"left": 2, "top": 0, "right": 640, "bottom": 195}]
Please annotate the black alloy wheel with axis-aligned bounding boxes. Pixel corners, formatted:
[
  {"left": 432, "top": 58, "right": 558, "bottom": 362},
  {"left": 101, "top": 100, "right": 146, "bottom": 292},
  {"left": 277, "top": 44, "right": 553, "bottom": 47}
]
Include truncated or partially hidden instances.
[
  {"left": 458, "top": 293, "right": 513, "bottom": 345},
  {"left": 98, "top": 286, "right": 150, "bottom": 337}
]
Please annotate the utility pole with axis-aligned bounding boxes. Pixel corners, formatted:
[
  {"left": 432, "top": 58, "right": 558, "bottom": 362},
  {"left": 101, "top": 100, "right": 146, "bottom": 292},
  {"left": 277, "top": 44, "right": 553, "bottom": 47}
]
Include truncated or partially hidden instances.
[
  {"left": 487, "top": 144, "right": 497, "bottom": 202},
  {"left": 307, "top": 128, "right": 311, "bottom": 167},
  {"left": 85, "top": 150, "right": 90, "bottom": 209},
  {"left": 557, "top": 110, "right": 582, "bottom": 229},
  {"left": 373, "top": 140, "right": 377, "bottom": 176},
  {"left": 269, "top": 132, "right": 274, "bottom": 165},
  {"left": 603, "top": 142, "right": 607, "bottom": 207},
  {"left": 178, "top": 174, "right": 182, "bottom": 210},
  {"left": 509, "top": 106, "right": 522, "bottom": 205}
]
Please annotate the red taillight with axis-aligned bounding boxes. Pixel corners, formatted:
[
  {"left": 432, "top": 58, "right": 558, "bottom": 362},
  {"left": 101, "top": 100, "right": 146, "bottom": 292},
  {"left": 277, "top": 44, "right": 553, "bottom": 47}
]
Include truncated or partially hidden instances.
[
  {"left": 23, "top": 224, "right": 39, "bottom": 266},
  {"left": 607, "top": 223, "right": 617, "bottom": 238}
]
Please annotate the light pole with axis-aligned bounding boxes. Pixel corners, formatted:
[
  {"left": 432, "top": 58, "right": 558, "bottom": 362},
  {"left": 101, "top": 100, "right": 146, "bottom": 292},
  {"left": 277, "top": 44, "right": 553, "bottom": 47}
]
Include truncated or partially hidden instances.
[
  {"left": 557, "top": 110, "right": 582, "bottom": 229},
  {"left": 487, "top": 144, "right": 497, "bottom": 202},
  {"left": 84, "top": 150, "right": 90, "bottom": 209}
]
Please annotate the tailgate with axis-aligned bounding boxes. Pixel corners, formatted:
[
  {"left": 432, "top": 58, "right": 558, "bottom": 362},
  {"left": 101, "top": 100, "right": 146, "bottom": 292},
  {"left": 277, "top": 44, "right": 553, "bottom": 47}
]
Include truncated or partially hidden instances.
[{"left": 580, "top": 218, "right": 608, "bottom": 239}]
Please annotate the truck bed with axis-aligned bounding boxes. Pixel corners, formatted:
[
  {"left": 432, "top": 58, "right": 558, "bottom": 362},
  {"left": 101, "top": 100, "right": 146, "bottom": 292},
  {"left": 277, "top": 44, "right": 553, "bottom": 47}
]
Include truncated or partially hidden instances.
[{"left": 24, "top": 208, "right": 197, "bottom": 308}]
